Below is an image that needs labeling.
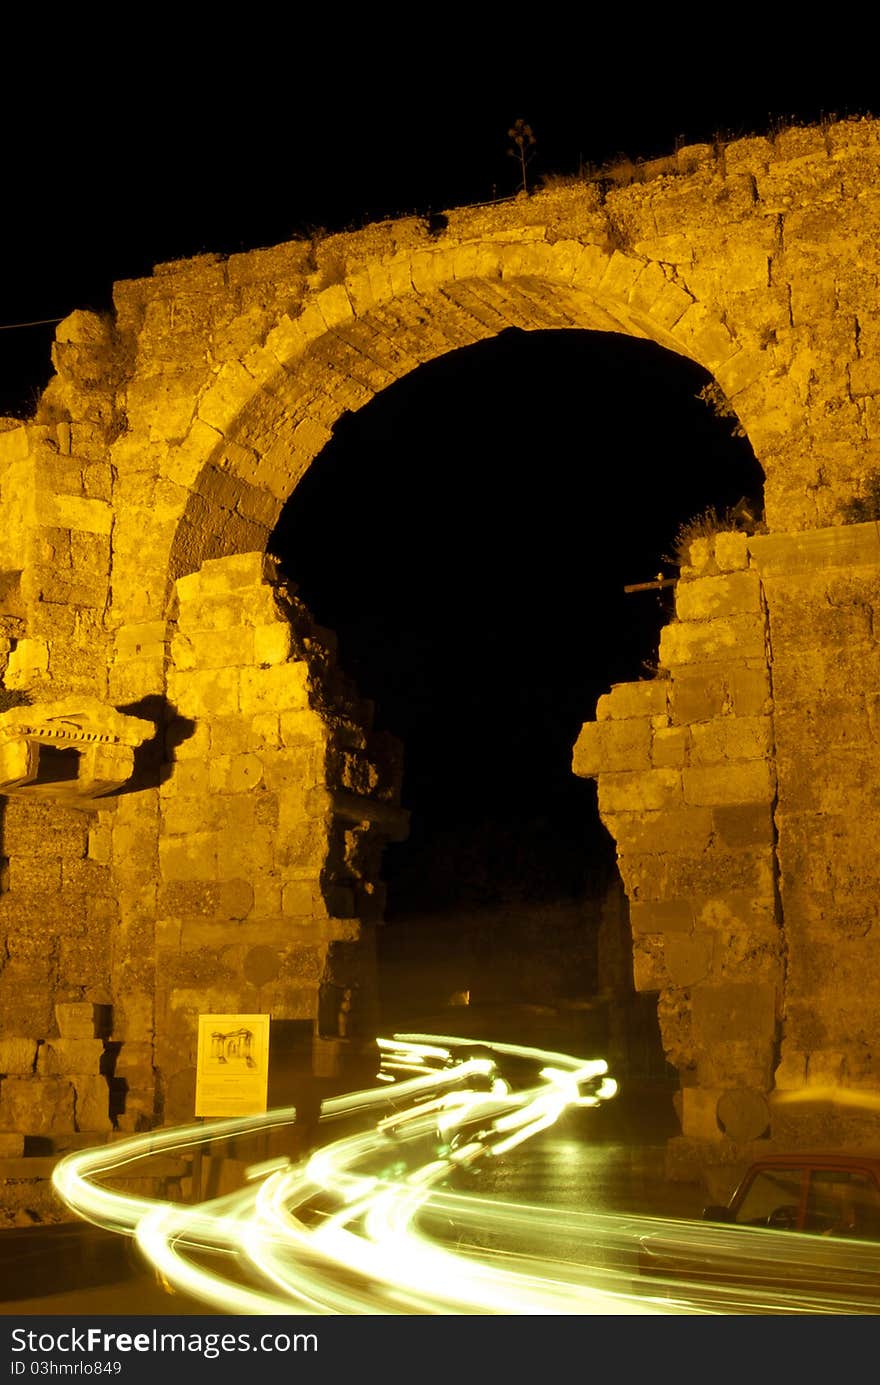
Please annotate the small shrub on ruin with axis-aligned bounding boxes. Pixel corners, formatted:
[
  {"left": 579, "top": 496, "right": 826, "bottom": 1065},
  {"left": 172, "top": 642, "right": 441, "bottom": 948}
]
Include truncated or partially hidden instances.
[
  {"left": 666, "top": 501, "right": 763, "bottom": 568},
  {"left": 507, "top": 120, "right": 537, "bottom": 196},
  {"left": 696, "top": 381, "right": 747, "bottom": 438}
]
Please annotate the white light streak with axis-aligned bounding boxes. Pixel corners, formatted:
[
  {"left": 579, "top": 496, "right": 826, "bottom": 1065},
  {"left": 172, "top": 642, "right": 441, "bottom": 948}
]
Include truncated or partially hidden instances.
[{"left": 50, "top": 1035, "right": 880, "bottom": 1316}]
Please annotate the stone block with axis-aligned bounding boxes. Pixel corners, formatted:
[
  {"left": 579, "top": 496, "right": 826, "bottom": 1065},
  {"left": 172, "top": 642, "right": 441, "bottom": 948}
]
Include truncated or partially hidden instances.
[
  {"left": 113, "top": 620, "right": 168, "bottom": 659},
  {"left": 0, "top": 1076, "right": 75, "bottom": 1135},
  {"left": 172, "top": 627, "right": 254, "bottom": 671},
  {"left": 595, "top": 680, "right": 669, "bottom": 721},
  {"left": 208, "top": 719, "right": 249, "bottom": 755},
  {"left": 660, "top": 614, "right": 766, "bottom": 667},
  {"left": 216, "top": 879, "right": 254, "bottom": 919},
  {"left": 111, "top": 822, "right": 157, "bottom": 874},
  {"left": 279, "top": 709, "right": 322, "bottom": 746},
  {"left": 683, "top": 537, "right": 713, "bottom": 573},
  {"left": 670, "top": 671, "right": 729, "bottom": 724},
  {"left": 602, "top": 806, "right": 713, "bottom": 855},
  {"left": 55, "top": 1003, "right": 111, "bottom": 1039},
  {"left": 171, "top": 667, "right": 240, "bottom": 717},
  {"left": 716, "top": 1088, "right": 771, "bottom": 1141},
  {"left": 690, "top": 716, "right": 773, "bottom": 765},
  {"left": 597, "top": 769, "right": 682, "bottom": 813},
  {"left": 683, "top": 760, "right": 775, "bottom": 806},
  {"left": 681, "top": 1087, "right": 722, "bottom": 1139},
  {"left": 87, "top": 824, "right": 112, "bottom": 865},
  {"left": 675, "top": 571, "right": 762, "bottom": 622},
  {"left": 714, "top": 533, "right": 752, "bottom": 573},
  {"left": 671, "top": 849, "right": 775, "bottom": 901},
  {"left": 114, "top": 1042, "right": 155, "bottom": 1086},
  {"left": 571, "top": 719, "right": 651, "bottom": 776},
  {"left": 629, "top": 898, "right": 694, "bottom": 933},
  {"left": 697, "top": 1035, "right": 776, "bottom": 1090},
  {"left": 157, "top": 877, "right": 254, "bottom": 921},
  {"left": 161, "top": 794, "right": 226, "bottom": 836},
  {"left": 218, "top": 797, "right": 258, "bottom": 838},
  {"left": 162, "top": 760, "right": 210, "bottom": 797},
  {"left": 0, "top": 424, "right": 29, "bottom": 463},
  {"left": 252, "top": 876, "right": 282, "bottom": 917},
  {"left": 691, "top": 982, "right": 777, "bottom": 1045},
  {"left": 665, "top": 932, "right": 714, "bottom": 986},
  {"left": 750, "top": 524, "right": 880, "bottom": 576},
  {"left": 0, "top": 1039, "right": 38, "bottom": 1075},
  {"left": 262, "top": 748, "right": 318, "bottom": 793},
  {"left": 632, "top": 937, "right": 666, "bottom": 991},
  {"left": 254, "top": 624, "right": 293, "bottom": 666},
  {"left": 239, "top": 663, "right": 310, "bottom": 715},
  {"left": 0, "top": 742, "right": 37, "bottom": 797},
  {"left": 44, "top": 494, "right": 112, "bottom": 536},
  {"left": 248, "top": 713, "right": 281, "bottom": 749},
  {"left": 712, "top": 804, "right": 776, "bottom": 848},
  {"left": 282, "top": 880, "right": 315, "bottom": 917},
  {"left": 0, "top": 981, "right": 54, "bottom": 1039},
  {"left": 108, "top": 655, "right": 166, "bottom": 702},
  {"left": 239, "top": 588, "right": 285, "bottom": 626},
  {"left": 672, "top": 303, "right": 736, "bottom": 370},
  {"left": 37, "top": 1039, "right": 105, "bottom": 1076},
  {"left": 158, "top": 833, "right": 218, "bottom": 882},
  {"left": 727, "top": 666, "right": 772, "bottom": 717},
  {"left": 74, "top": 1075, "right": 113, "bottom": 1132},
  {"left": 4, "top": 638, "right": 49, "bottom": 688},
  {"left": 226, "top": 753, "right": 264, "bottom": 793},
  {"left": 113, "top": 993, "right": 154, "bottom": 1043},
  {"left": 652, "top": 726, "right": 689, "bottom": 768}
]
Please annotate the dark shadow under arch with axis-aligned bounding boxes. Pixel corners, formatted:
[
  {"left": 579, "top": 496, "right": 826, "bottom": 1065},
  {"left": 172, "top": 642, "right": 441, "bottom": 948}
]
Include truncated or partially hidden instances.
[{"left": 269, "top": 326, "right": 764, "bottom": 1034}]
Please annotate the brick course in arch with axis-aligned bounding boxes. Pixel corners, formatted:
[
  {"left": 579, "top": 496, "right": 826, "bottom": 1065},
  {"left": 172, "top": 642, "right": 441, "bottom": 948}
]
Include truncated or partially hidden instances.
[{"left": 0, "top": 118, "right": 878, "bottom": 1190}]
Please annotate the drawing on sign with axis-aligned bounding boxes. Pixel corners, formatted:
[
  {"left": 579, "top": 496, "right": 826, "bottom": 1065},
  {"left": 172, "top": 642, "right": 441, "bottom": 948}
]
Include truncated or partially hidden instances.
[
  {"left": 209, "top": 1027, "right": 257, "bottom": 1067},
  {"left": 195, "top": 1013, "right": 270, "bottom": 1118}
]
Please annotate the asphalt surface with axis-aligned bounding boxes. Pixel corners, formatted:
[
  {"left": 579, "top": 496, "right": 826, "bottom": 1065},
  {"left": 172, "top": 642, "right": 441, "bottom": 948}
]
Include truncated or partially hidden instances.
[{"left": 0, "top": 1076, "right": 701, "bottom": 1316}]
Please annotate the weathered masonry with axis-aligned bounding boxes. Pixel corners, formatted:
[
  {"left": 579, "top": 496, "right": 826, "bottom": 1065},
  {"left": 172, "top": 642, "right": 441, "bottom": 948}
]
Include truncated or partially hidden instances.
[
  {"left": 1, "top": 118, "right": 880, "bottom": 1187},
  {"left": 574, "top": 524, "right": 880, "bottom": 1180}
]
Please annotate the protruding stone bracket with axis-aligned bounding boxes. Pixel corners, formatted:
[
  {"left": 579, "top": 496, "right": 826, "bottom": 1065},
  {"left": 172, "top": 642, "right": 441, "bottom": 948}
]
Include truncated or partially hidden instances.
[{"left": 0, "top": 697, "right": 155, "bottom": 806}]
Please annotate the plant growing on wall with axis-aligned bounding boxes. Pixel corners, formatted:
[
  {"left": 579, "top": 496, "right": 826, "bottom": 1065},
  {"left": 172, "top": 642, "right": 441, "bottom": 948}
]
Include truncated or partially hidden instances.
[
  {"left": 507, "top": 119, "right": 536, "bottom": 196},
  {"left": 696, "top": 381, "right": 747, "bottom": 438},
  {"left": 666, "top": 500, "right": 764, "bottom": 568}
]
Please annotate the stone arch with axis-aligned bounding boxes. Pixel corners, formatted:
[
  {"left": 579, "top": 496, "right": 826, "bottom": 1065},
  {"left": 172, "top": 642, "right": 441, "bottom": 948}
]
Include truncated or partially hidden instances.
[
  {"left": 140, "top": 251, "right": 767, "bottom": 1120},
  {"left": 2, "top": 121, "right": 880, "bottom": 1172},
  {"left": 158, "top": 247, "right": 762, "bottom": 601}
]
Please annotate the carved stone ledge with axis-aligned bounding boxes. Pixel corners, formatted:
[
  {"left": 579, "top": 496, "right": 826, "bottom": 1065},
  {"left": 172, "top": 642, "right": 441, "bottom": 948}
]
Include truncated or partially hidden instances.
[{"left": 0, "top": 697, "right": 155, "bottom": 806}]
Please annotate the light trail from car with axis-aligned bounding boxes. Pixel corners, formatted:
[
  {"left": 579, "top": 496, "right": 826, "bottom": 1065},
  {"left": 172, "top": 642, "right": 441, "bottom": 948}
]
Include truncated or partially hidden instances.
[{"left": 51, "top": 1036, "right": 880, "bottom": 1315}]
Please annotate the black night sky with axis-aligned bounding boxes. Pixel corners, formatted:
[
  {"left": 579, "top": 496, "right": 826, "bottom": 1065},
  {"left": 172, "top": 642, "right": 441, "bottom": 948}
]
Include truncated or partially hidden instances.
[{"left": 1, "top": 81, "right": 872, "bottom": 922}]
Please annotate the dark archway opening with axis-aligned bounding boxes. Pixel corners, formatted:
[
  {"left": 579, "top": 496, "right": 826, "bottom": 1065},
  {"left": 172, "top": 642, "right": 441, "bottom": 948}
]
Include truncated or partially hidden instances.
[{"left": 270, "top": 327, "right": 763, "bottom": 1066}]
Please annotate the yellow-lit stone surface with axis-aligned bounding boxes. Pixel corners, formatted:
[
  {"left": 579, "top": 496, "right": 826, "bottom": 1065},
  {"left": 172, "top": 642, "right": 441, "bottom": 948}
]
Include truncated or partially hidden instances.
[
  {"left": 2, "top": 117, "right": 880, "bottom": 1182},
  {"left": 576, "top": 518, "right": 880, "bottom": 1171}
]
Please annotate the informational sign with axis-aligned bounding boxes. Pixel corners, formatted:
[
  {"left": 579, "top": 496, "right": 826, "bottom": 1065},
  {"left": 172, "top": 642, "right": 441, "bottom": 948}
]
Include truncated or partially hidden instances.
[{"left": 195, "top": 1013, "right": 270, "bottom": 1117}]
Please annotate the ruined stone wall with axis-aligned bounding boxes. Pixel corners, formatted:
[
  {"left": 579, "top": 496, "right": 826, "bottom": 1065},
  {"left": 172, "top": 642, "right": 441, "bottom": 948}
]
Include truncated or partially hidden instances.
[
  {"left": 574, "top": 521, "right": 880, "bottom": 1184},
  {"left": 0, "top": 802, "right": 114, "bottom": 1147},
  {"left": 0, "top": 548, "right": 405, "bottom": 1156},
  {"left": 752, "top": 525, "right": 880, "bottom": 1142},
  {"left": 156, "top": 551, "right": 404, "bottom": 1119},
  {"left": 1, "top": 116, "right": 880, "bottom": 1165}
]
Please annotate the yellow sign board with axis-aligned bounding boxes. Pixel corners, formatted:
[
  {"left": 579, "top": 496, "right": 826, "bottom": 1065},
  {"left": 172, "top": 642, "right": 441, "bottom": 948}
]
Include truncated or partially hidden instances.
[{"left": 195, "top": 1013, "right": 270, "bottom": 1117}]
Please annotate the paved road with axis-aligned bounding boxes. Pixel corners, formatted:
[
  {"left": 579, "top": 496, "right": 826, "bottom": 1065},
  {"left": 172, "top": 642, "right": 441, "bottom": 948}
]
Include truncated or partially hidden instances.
[{"left": 0, "top": 1078, "right": 703, "bottom": 1316}]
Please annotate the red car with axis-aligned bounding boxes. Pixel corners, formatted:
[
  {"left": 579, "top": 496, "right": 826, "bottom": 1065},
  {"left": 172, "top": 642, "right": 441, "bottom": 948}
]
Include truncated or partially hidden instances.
[
  {"left": 639, "top": 1154, "right": 880, "bottom": 1313},
  {"left": 704, "top": 1153, "right": 880, "bottom": 1238}
]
